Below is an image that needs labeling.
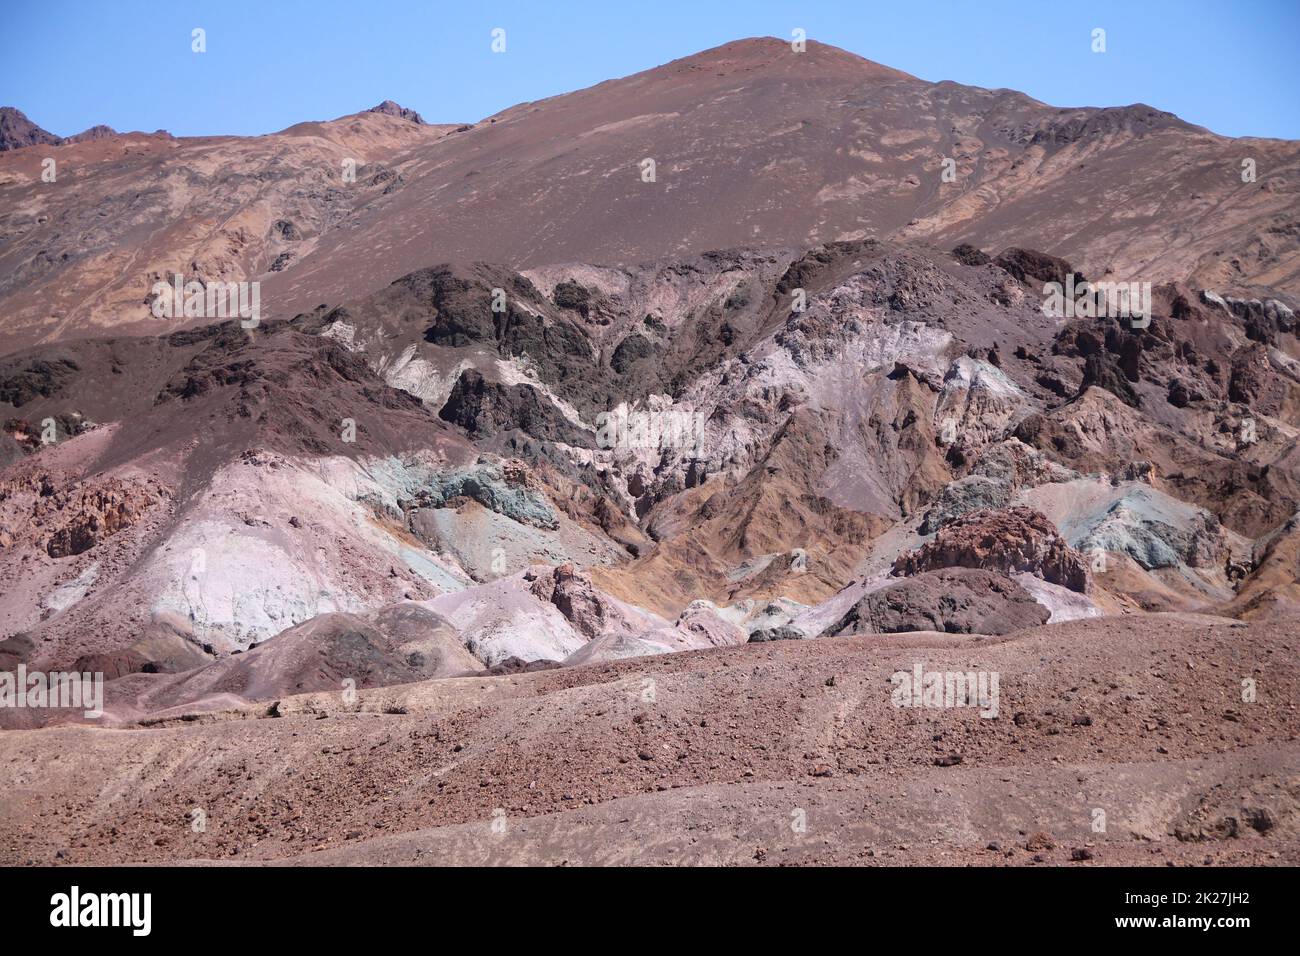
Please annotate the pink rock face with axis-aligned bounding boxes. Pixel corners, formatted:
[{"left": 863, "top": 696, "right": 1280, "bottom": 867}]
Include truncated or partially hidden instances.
[
  {"left": 527, "top": 563, "right": 625, "bottom": 639},
  {"left": 894, "top": 507, "right": 1091, "bottom": 593},
  {"left": 674, "top": 603, "right": 747, "bottom": 648},
  {"left": 44, "top": 485, "right": 149, "bottom": 557}
]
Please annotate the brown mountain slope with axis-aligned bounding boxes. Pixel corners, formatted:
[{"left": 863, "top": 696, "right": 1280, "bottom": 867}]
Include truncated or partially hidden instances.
[
  {"left": 0, "top": 108, "right": 463, "bottom": 354},
  {"left": 262, "top": 37, "right": 1300, "bottom": 319},
  {"left": 2, "top": 38, "right": 1298, "bottom": 356}
]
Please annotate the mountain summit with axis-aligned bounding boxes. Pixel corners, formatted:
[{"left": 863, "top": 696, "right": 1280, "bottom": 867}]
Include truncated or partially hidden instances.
[
  {"left": 366, "top": 99, "right": 427, "bottom": 124},
  {"left": 0, "top": 106, "right": 61, "bottom": 151}
]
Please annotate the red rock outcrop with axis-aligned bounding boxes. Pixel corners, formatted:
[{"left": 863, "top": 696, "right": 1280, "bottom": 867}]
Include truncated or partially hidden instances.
[
  {"left": 0, "top": 472, "right": 164, "bottom": 558},
  {"left": 894, "top": 507, "right": 1090, "bottom": 593}
]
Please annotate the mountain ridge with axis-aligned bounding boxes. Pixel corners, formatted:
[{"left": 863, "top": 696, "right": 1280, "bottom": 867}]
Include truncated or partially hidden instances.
[{"left": 2, "top": 36, "right": 1297, "bottom": 357}]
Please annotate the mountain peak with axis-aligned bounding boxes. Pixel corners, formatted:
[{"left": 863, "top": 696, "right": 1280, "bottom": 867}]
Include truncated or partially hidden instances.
[
  {"left": 63, "top": 124, "right": 118, "bottom": 145},
  {"left": 658, "top": 36, "right": 919, "bottom": 83},
  {"left": 0, "top": 106, "right": 61, "bottom": 151},
  {"left": 366, "top": 100, "right": 426, "bottom": 125}
]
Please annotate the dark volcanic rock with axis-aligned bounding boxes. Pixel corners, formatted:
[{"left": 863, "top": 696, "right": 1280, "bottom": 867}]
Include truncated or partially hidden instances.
[
  {"left": 272, "top": 219, "right": 301, "bottom": 241},
  {"left": 1228, "top": 345, "right": 1269, "bottom": 404},
  {"left": 0, "top": 633, "right": 35, "bottom": 670},
  {"left": 1018, "top": 104, "right": 1194, "bottom": 146},
  {"left": 993, "top": 248, "right": 1078, "bottom": 288},
  {"left": 826, "top": 567, "right": 1049, "bottom": 636},
  {"left": 1080, "top": 353, "right": 1140, "bottom": 407},
  {"left": 610, "top": 332, "right": 657, "bottom": 374},
  {"left": 1167, "top": 378, "right": 1195, "bottom": 408},
  {"left": 146, "top": 323, "right": 443, "bottom": 459},
  {"left": 0, "top": 358, "right": 80, "bottom": 407},
  {"left": 438, "top": 368, "right": 595, "bottom": 447},
  {"left": 366, "top": 100, "right": 426, "bottom": 125},
  {"left": 747, "top": 624, "right": 805, "bottom": 643},
  {"left": 950, "top": 243, "right": 991, "bottom": 267},
  {"left": 483, "top": 656, "right": 562, "bottom": 676},
  {"left": 552, "top": 279, "right": 593, "bottom": 317},
  {"left": 0, "top": 107, "right": 60, "bottom": 151}
]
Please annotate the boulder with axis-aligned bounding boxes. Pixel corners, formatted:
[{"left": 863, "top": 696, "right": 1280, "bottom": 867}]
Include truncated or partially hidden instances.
[
  {"left": 825, "top": 567, "right": 1048, "bottom": 635},
  {"left": 747, "top": 624, "right": 806, "bottom": 643}
]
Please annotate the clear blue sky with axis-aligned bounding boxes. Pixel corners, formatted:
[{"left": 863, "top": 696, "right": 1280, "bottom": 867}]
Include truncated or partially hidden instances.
[{"left": 2, "top": 0, "right": 1297, "bottom": 139}]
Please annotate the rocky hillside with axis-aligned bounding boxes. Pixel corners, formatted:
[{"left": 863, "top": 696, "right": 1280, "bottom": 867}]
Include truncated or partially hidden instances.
[
  {"left": 0, "top": 104, "right": 462, "bottom": 353},
  {"left": 2, "top": 39, "right": 1298, "bottom": 355},
  {"left": 3, "top": 232, "right": 1298, "bottom": 718},
  {"left": 2, "top": 36, "right": 1298, "bottom": 870}
]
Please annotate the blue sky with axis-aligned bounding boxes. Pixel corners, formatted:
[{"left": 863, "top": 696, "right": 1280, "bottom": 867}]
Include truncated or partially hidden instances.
[{"left": 2, "top": 0, "right": 1297, "bottom": 139}]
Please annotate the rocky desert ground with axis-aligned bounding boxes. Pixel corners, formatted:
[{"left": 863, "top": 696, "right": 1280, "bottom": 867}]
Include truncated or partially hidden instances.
[{"left": 1, "top": 33, "right": 1298, "bottom": 870}]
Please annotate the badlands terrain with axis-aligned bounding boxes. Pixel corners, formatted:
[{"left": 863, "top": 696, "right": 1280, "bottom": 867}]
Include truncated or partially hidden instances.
[{"left": 1, "top": 38, "right": 1298, "bottom": 866}]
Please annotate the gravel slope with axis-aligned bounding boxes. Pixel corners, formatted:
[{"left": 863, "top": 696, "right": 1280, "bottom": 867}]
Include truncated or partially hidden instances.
[{"left": 2, "top": 611, "right": 1295, "bottom": 866}]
